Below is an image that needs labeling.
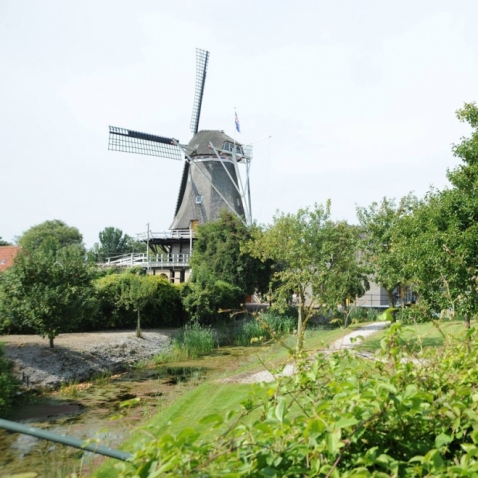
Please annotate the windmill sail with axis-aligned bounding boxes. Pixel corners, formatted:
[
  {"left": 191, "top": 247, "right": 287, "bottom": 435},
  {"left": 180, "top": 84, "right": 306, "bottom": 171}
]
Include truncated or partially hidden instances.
[
  {"left": 190, "top": 49, "right": 209, "bottom": 134},
  {"left": 108, "top": 126, "right": 182, "bottom": 161}
]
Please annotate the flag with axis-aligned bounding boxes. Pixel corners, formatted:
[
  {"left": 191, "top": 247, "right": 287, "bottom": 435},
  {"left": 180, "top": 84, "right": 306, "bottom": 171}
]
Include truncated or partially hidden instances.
[{"left": 235, "top": 110, "right": 241, "bottom": 133}]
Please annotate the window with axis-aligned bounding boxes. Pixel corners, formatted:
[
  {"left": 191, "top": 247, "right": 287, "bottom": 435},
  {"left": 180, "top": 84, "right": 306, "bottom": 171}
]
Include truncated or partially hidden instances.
[
  {"left": 0, "top": 259, "right": 5, "bottom": 265},
  {"left": 196, "top": 195, "right": 203, "bottom": 204},
  {"left": 223, "top": 142, "right": 244, "bottom": 155}
]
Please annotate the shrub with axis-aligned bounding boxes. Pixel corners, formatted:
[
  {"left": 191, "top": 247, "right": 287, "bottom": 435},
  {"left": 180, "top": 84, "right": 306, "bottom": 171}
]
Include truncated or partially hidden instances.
[
  {"left": 396, "top": 303, "right": 431, "bottom": 324},
  {"left": 180, "top": 268, "right": 244, "bottom": 324},
  {"left": 0, "top": 344, "right": 20, "bottom": 417},
  {"left": 93, "top": 271, "right": 184, "bottom": 330}
]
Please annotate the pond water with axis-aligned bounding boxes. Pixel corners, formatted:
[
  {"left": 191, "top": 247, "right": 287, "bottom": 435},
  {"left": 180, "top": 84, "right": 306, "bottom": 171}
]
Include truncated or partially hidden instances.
[{"left": 0, "top": 345, "right": 262, "bottom": 477}]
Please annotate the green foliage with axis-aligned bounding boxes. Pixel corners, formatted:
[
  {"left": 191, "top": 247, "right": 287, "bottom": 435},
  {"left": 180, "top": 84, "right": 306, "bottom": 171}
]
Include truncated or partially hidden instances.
[
  {"left": 0, "top": 237, "right": 11, "bottom": 246},
  {"left": 116, "top": 324, "right": 478, "bottom": 477},
  {"left": 167, "top": 322, "right": 218, "bottom": 360},
  {"left": 233, "top": 312, "right": 296, "bottom": 346},
  {"left": 92, "top": 226, "right": 146, "bottom": 261},
  {"left": 180, "top": 267, "right": 244, "bottom": 324},
  {"left": 93, "top": 271, "right": 184, "bottom": 329},
  {"left": 346, "top": 307, "right": 379, "bottom": 323},
  {"left": 395, "top": 103, "right": 478, "bottom": 326},
  {"left": 357, "top": 194, "right": 417, "bottom": 309},
  {"left": 246, "top": 201, "right": 369, "bottom": 350},
  {"left": 190, "top": 210, "right": 272, "bottom": 296},
  {"left": 396, "top": 304, "right": 431, "bottom": 324},
  {"left": 0, "top": 344, "right": 20, "bottom": 417},
  {"left": 17, "top": 219, "right": 83, "bottom": 252},
  {"left": 0, "top": 244, "right": 96, "bottom": 347}
]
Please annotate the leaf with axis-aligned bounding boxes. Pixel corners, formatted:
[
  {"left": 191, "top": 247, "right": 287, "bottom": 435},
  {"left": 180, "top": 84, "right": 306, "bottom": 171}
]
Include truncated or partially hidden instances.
[
  {"left": 334, "top": 417, "right": 359, "bottom": 429},
  {"left": 275, "top": 397, "right": 286, "bottom": 423},
  {"left": 198, "top": 413, "right": 224, "bottom": 427},
  {"left": 326, "top": 429, "right": 342, "bottom": 455},
  {"left": 435, "top": 433, "right": 453, "bottom": 448}
]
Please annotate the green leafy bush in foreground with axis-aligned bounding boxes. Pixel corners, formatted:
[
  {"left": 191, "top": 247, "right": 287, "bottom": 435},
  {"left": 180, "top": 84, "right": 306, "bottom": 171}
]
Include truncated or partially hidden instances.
[{"left": 116, "top": 323, "right": 478, "bottom": 476}]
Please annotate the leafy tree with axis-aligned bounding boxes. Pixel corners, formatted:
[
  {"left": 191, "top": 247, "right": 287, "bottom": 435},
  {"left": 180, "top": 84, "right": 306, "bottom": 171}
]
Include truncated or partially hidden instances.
[
  {"left": 190, "top": 210, "right": 272, "bottom": 297},
  {"left": 118, "top": 273, "right": 156, "bottom": 337},
  {"left": 399, "top": 103, "right": 478, "bottom": 327},
  {"left": 0, "top": 244, "right": 95, "bottom": 347},
  {"left": 18, "top": 219, "right": 83, "bottom": 252},
  {"left": 180, "top": 266, "right": 244, "bottom": 324},
  {"left": 94, "top": 271, "right": 184, "bottom": 330},
  {"left": 0, "top": 237, "right": 11, "bottom": 246},
  {"left": 246, "top": 202, "right": 369, "bottom": 351},
  {"left": 356, "top": 194, "right": 417, "bottom": 314},
  {"left": 92, "top": 227, "right": 147, "bottom": 261}
]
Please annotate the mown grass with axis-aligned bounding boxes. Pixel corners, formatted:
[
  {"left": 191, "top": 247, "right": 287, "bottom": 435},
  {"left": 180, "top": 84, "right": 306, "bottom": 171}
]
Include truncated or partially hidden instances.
[{"left": 357, "top": 319, "right": 470, "bottom": 352}]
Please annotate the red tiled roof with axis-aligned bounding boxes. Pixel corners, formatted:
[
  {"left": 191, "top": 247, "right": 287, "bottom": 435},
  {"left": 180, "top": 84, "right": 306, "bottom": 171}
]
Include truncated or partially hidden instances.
[{"left": 0, "top": 246, "right": 22, "bottom": 272}]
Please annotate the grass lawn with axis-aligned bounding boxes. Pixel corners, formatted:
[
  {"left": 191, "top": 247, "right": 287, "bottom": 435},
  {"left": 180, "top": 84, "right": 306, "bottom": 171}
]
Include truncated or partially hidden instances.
[
  {"left": 94, "top": 324, "right": 368, "bottom": 477},
  {"left": 357, "top": 319, "right": 471, "bottom": 352}
]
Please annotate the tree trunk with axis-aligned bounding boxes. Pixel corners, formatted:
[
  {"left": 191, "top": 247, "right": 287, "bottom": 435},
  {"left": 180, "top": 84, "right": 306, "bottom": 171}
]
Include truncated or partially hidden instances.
[
  {"left": 296, "top": 292, "right": 305, "bottom": 352},
  {"left": 465, "top": 314, "right": 471, "bottom": 329},
  {"left": 136, "top": 309, "right": 142, "bottom": 338},
  {"left": 49, "top": 336, "right": 54, "bottom": 348},
  {"left": 386, "top": 290, "right": 396, "bottom": 323}
]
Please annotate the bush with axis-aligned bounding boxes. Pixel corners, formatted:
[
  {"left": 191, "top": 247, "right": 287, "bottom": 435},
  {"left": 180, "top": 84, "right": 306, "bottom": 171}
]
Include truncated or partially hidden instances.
[
  {"left": 117, "top": 324, "right": 478, "bottom": 477},
  {"left": 0, "top": 344, "right": 20, "bottom": 417},
  {"left": 396, "top": 303, "right": 431, "bottom": 324},
  {"left": 180, "top": 268, "right": 244, "bottom": 324},
  {"left": 93, "top": 271, "right": 185, "bottom": 330}
]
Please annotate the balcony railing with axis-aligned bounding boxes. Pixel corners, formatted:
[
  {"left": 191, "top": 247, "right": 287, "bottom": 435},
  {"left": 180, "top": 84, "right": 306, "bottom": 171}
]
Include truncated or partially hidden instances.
[
  {"left": 136, "top": 230, "right": 194, "bottom": 241},
  {"left": 104, "top": 253, "right": 190, "bottom": 268}
]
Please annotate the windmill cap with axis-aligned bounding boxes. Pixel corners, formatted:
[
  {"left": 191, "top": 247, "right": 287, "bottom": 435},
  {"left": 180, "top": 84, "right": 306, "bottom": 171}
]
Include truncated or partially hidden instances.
[{"left": 188, "top": 130, "right": 242, "bottom": 156}]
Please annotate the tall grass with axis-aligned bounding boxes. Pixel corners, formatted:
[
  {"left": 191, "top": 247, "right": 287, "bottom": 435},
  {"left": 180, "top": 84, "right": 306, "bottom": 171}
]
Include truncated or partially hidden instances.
[
  {"left": 155, "top": 322, "right": 218, "bottom": 363},
  {"left": 234, "top": 312, "right": 296, "bottom": 346}
]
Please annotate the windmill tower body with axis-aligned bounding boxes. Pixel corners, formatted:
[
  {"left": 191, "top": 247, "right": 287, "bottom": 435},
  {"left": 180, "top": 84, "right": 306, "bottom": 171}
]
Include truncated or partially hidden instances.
[
  {"left": 107, "top": 49, "right": 252, "bottom": 280},
  {"left": 171, "top": 130, "right": 245, "bottom": 231}
]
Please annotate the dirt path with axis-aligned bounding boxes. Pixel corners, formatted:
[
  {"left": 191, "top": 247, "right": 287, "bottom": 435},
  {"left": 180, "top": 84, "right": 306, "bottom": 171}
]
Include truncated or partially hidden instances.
[{"left": 235, "top": 322, "right": 390, "bottom": 384}]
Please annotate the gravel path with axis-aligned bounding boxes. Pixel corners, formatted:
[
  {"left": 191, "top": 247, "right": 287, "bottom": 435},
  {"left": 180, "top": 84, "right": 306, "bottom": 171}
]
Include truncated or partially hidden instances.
[
  {"left": 0, "top": 330, "right": 174, "bottom": 390},
  {"left": 237, "top": 322, "right": 390, "bottom": 384}
]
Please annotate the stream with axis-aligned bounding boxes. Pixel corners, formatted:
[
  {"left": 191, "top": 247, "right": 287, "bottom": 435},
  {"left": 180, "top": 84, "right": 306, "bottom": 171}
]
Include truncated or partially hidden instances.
[{"left": 0, "top": 345, "right": 262, "bottom": 477}]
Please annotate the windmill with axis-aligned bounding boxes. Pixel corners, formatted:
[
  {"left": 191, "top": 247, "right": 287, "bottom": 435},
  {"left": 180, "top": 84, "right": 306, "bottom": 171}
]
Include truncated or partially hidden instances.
[{"left": 108, "top": 49, "right": 253, "bottom": 245}]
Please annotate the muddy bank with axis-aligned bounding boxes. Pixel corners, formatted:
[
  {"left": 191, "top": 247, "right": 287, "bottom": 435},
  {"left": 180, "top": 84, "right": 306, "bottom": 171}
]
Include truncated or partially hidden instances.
[{"left": 1, "top": 330, "right": 174, "bottom": 389}]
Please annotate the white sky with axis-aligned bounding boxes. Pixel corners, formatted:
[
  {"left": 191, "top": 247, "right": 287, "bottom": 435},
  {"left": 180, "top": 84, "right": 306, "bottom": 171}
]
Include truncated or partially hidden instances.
[{"left": 1, "top": 0, "right": 477, "bottom": 247}]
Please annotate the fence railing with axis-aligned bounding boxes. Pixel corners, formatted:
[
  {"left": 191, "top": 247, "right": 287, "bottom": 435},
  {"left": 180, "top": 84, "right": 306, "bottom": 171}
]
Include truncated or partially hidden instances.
[{"left": 105, "top": 253, "right": 190, "bottom": 268}]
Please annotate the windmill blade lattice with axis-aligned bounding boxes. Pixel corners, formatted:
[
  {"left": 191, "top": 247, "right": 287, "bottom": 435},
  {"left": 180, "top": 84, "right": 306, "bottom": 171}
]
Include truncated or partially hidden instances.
[
  {"left": 108, "top": 126, "right": 182, "bottom": 161},
  {"left": 190, "top": 49, "right": 209, "bottom": 134}
]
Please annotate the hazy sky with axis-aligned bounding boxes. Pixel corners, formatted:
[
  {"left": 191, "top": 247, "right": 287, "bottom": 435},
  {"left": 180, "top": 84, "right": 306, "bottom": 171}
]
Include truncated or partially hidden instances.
[{"left": 1, "top": 0, "right": 477, "bottom": 247}]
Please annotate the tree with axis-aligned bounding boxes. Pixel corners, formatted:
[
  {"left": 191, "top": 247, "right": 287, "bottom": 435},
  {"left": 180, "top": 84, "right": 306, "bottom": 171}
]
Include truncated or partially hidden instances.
[
  {"left": 0, "top": 237, "right": 10, "bottom": 246},
  {"left": 356, "top": 194, "right": 417, "bottom": 314},
  {"left": 190, "top": 210, "right": 272, "bottom": 296},
  {"left": 92, "top": 227, "right": 147, "bottom": 261},
  {"left": 0, "top": 244, "right": 95, "bottom": 347},
  {"left": 119, "top": 273, "right": 156, "bottom": 337},
  {"left": 246, "top": 202, "right": 369, "bottom": 351},
  {"left": 18, "top": 220, "right": 83, "bottom": 252},
  {"left": 399, "top": 103, "right": 478, "bottom": 328}
]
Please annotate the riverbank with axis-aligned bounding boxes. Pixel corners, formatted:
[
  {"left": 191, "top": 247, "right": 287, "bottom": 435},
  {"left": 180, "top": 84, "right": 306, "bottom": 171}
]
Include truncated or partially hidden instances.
[{"left": 1, "top": 329, "right": 174, "bottom": 390}]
